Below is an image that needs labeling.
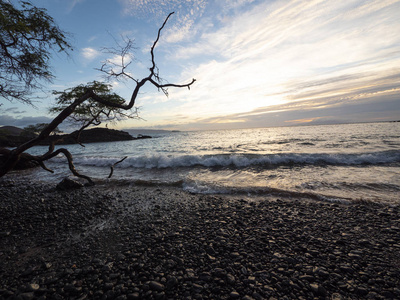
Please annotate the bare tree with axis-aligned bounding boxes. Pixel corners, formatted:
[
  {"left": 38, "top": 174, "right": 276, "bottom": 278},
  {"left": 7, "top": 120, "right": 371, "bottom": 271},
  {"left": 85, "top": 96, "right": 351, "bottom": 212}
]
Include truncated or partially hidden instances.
[{"left": 0, "top": 12, "right": 195, "bottom": 184}]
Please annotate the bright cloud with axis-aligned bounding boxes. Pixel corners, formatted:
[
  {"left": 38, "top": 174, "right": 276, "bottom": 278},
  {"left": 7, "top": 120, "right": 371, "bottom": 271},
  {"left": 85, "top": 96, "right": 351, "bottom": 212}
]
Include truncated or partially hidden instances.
[
  {"left": 144, "top": 0, "right": 400, "bottom": 128},
  {"left": 118, "top": 0, "right": 207, "bottom": 20},
  {"left": 118, "top": 0, "right": 207, "bottom": 42},
  {"left": 81, "top": 47, "right": 101, "bottom": 61}
]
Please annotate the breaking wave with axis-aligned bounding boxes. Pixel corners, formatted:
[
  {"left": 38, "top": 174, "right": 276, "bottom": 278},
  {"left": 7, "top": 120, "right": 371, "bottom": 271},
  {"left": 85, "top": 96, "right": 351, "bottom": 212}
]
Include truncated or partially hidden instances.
[{"left": 69, "top": 150, "right": 400, "bottom": 169}]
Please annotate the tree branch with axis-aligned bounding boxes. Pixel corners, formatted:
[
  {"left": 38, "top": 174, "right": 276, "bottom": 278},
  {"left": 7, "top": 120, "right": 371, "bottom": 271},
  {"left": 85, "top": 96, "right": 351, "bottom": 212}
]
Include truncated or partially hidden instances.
[
  {"left": 150, "top": 12, "right": 174, "bottom": 75},
  {"left": 149, "top": 78, "right": 196, "bottom": 90},
  {"left": 42, "top": 148, "right": 94, "bottom": 185},
  {"left": 0, "top": 90, "right": 92, "bottom": 177},
  {"left": 108, "top": 156, "right": 128, "bottom": 178}
]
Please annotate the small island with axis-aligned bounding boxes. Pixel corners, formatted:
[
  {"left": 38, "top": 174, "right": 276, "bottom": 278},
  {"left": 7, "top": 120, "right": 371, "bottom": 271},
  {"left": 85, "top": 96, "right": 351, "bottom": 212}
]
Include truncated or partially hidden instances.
[
  {"left": 0, "top": 126, "right": 151, "bottom": 147},
  {"left": 42, "top": 128, "right": 151, "bottom": 146}
]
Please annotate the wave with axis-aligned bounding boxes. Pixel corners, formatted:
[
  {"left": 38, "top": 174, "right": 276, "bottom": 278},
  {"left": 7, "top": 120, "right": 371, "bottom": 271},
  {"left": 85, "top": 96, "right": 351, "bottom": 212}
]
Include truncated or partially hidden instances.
[
  {"left": 68, "top": 150, "right": 400, "bottom": 169},
  {"left": 181, "top": 181, "right": 353, "bottom": 203}
]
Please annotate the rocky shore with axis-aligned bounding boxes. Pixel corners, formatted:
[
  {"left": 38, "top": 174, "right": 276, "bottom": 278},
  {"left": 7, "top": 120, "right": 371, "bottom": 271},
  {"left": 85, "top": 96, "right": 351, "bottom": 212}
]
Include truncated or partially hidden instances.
[{"left": 0, "top": 178, "right": 399, "bottom": 299}]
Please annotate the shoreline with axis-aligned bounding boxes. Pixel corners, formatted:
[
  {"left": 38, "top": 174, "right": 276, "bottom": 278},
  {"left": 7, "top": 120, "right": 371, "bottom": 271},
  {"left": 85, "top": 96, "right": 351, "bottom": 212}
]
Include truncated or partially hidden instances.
[{"left": 0, "top": 178, "right": 399, "bottom": 299}]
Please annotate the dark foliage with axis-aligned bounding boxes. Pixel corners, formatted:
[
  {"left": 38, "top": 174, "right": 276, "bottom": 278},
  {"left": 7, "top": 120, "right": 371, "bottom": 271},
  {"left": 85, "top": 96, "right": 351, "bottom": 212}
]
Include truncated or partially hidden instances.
[{"left": 0, "top": 0, "right": 71, "bottom": 104}]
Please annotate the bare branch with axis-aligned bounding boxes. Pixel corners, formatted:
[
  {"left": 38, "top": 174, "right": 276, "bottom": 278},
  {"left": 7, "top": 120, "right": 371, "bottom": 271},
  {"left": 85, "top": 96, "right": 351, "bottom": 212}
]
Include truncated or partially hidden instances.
[
  {"left": 42, "top": 148, "right": 94, "bottom": 185},
  {"left": 91, "top": 12, "right": 195, "bottom": 110},
  {"left": 96, "top": 35, "right": 138, "bottom": 83},
  {"left": 149, "top": 78, "right": 196, "bottom": 91},
  {"left": 150, "top": 12, "right": 175, "bottom": 75},
  {"left": 108, "top": 156, "right": 128, "bottom": 178},
  {"left": 37, "top": 160, "right": 54, "bottom": 173}
]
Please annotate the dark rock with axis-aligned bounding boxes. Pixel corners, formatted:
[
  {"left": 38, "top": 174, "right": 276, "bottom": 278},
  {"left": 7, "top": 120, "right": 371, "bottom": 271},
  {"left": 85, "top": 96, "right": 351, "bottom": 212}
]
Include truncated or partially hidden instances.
[
  {"left": 18, "top": 292, "right": 35, "bottom": 300},
  {"left": 26, "top": 283, "right": 40, "bottom": 292},
  {"left": 103, "top": 282, "right": 114, "bottom": 290},
  {"left": 213, "top": 268, "right": 227, "bottom": 277},
  {"left": 149, "top": 281, "right": 164, "bottom": 292},
  {"left": 356, "top": 286, "right": 368, "bottom": 296},
  {"left": 299, "top": 275, "right": 315, "bottom": 282},
  {"left": 206, "top": 245, "right": 216, "bottom": 255},
  {"left": 56, "top": 178, "right": 84, "bottom": 191},
  {"left": 252, "top": 292, "right": 264, "bottom": 300},
  {"left": 64, "top": 283, "right": 82, "bottom": 295},
  {"left": 382, "top": 290, "right": 394, "bottom": 298},
  {"left": 166, "top": 276, "right": 178, "bottom": 289},
  {"left": 136, "top": 134, "right": 152, "bottom": 140},
  {"left": 199, "top": 272, "right": 212, "bottom": 282},
  {"left": 331, "top": 293, "right": 344, "bottom": 300},
  {"left": 127, "top": 293, "right": 140, "bottom": 300},
  {"left": 192, "top": 283, "right": 203, "bottom": 292},
  {"left": 226, "top": 274, "right": 236, "bottom": 284}
]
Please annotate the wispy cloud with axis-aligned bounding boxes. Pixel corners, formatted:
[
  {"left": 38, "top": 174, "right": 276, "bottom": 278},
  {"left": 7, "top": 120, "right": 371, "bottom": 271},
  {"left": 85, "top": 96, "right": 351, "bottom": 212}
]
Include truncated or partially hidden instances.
[
  {"left": 284, "top": 117, "right": 326, "bottom": 124},
  {"left": 118, "top": 0, "right": 206, "bottom": 20},
  {"left": 115, "top": 0, "right": 400, "bottom": 130},
  {"left": 3, "top": 107, "right": 26, "bottom": 114},
  {"left": 88, "top": 35, "right": 98, "bottom": 43},
  {"left": 118, "top": 0, "right": 207, "bottom": 43},
  {"left": 67, "top": 0, "right": 86, "bottom": 13},
  {"left": 153, "top": 0, "right": 400, "bottom": 126},
  {"left": 81, "top": 47, "right": 101, "bottom": 61},
  {"left": 151, "top": 88, "right": 400, "bottom": 130},
  {"left": 0, "top": 115, "right": 53, "bottom": 127}
]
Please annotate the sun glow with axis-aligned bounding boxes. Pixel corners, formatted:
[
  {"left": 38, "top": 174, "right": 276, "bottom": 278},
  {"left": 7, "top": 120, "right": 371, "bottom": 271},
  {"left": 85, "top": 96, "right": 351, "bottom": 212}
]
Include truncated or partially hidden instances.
[{"left": 2, "top": 0, "right": 399, "bottom": 130}]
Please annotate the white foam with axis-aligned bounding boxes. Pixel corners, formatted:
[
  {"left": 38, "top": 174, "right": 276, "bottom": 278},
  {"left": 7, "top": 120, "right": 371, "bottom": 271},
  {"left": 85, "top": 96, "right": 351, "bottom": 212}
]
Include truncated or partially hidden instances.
[{"left": 70, "top": 151, "right": 400, "bottom": 169}]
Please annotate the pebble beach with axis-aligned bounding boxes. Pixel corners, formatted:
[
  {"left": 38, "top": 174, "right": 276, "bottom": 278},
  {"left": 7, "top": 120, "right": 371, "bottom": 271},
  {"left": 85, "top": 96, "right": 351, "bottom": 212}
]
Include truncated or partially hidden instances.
[{"left": 0, "top": 178, "right": 399, "bottom": 299}]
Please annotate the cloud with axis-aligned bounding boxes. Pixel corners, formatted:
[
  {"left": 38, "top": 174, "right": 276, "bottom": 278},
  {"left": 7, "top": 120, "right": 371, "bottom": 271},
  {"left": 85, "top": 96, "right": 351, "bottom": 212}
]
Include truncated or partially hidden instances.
[
  {"left": 212, "top": 87, "right": 400, "bottom": 126},
  {"left": 81, "top": 47, "right": 101, "bottom": 61},
  {"left": 115, "top": 0, "right": 400, "bottom": 130},
  {"left": 156, "top": 0, "right": 400, "bottom": 125},
  {"left": 164, "top": 18, "right": 194, "bottom": 43},
  {"left": 67, "top": 0, "right": 86, "bottom": 13},
  {"left": 0, "top": 115, "right": 54, "bottom": 127},
  {"left": 119, "top": 0, "right": 206, "bottom": 19},
  {"left": 88, "top": 35, "right": 98, "bottom": 43},
  {"left": 182, "top": 95, "right": 400, "bottom": 130},
  {"left": 140, "top": 70, "right": 400, "bottom": 130},
  {"left": 284, "top": 117, "right": 326, "bottom": 124},
  {"left": 118, "top": 0, "right": 207, "bottom": 42},
  {"left": 3, "top": 107, "right": 27, "bottom": 114}
]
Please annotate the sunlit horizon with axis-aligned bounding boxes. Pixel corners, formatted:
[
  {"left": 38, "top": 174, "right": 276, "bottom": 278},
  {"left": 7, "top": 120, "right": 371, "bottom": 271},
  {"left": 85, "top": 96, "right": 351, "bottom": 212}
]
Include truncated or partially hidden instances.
[{"left": 1, "top": 0, "right": 399, "bottom": 131}]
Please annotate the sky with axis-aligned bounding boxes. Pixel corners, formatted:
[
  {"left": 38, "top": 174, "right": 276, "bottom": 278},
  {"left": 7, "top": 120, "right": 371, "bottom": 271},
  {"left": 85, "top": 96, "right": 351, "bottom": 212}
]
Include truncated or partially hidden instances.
[{"left": 1, "top": 0, "right": 400, "bottom": 131}]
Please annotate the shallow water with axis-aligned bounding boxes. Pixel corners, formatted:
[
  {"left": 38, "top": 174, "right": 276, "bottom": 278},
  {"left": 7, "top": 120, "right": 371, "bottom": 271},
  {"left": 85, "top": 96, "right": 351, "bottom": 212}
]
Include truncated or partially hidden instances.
[{"left": 26, "top": 122, "right": 400, "bottom": 205}]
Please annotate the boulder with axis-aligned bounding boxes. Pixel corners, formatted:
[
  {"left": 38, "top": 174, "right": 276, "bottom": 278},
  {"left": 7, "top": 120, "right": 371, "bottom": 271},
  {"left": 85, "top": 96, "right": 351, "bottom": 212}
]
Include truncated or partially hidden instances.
[{"left": 56, "top": 178, "right": 84, "bottom": 191}]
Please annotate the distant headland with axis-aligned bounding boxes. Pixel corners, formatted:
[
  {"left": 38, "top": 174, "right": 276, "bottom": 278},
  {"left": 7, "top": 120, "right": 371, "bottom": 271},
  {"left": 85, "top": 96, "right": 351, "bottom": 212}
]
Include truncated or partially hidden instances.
[{"left": 0, "top": 126, "right": 152, "bottom": 147}]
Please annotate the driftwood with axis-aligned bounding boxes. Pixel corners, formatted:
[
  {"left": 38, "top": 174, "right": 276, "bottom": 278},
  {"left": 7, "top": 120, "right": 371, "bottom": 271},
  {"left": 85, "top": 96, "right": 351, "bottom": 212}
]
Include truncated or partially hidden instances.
[{"left": 108, "top": 156, "right": 128, "bottom": 179}]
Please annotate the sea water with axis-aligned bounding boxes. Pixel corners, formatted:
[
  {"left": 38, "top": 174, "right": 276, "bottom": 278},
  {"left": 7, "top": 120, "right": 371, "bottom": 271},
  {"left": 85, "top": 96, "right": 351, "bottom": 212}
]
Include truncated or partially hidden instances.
[{"left": 26, "top": 122, "right": 400, "bottom": 205}]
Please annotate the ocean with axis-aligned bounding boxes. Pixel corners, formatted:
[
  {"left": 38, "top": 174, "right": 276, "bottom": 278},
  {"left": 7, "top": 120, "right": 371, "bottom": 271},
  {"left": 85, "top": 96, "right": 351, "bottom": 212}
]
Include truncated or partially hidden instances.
[{"left": 26, "top": 122, "right": 400, "bottom": 205}]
